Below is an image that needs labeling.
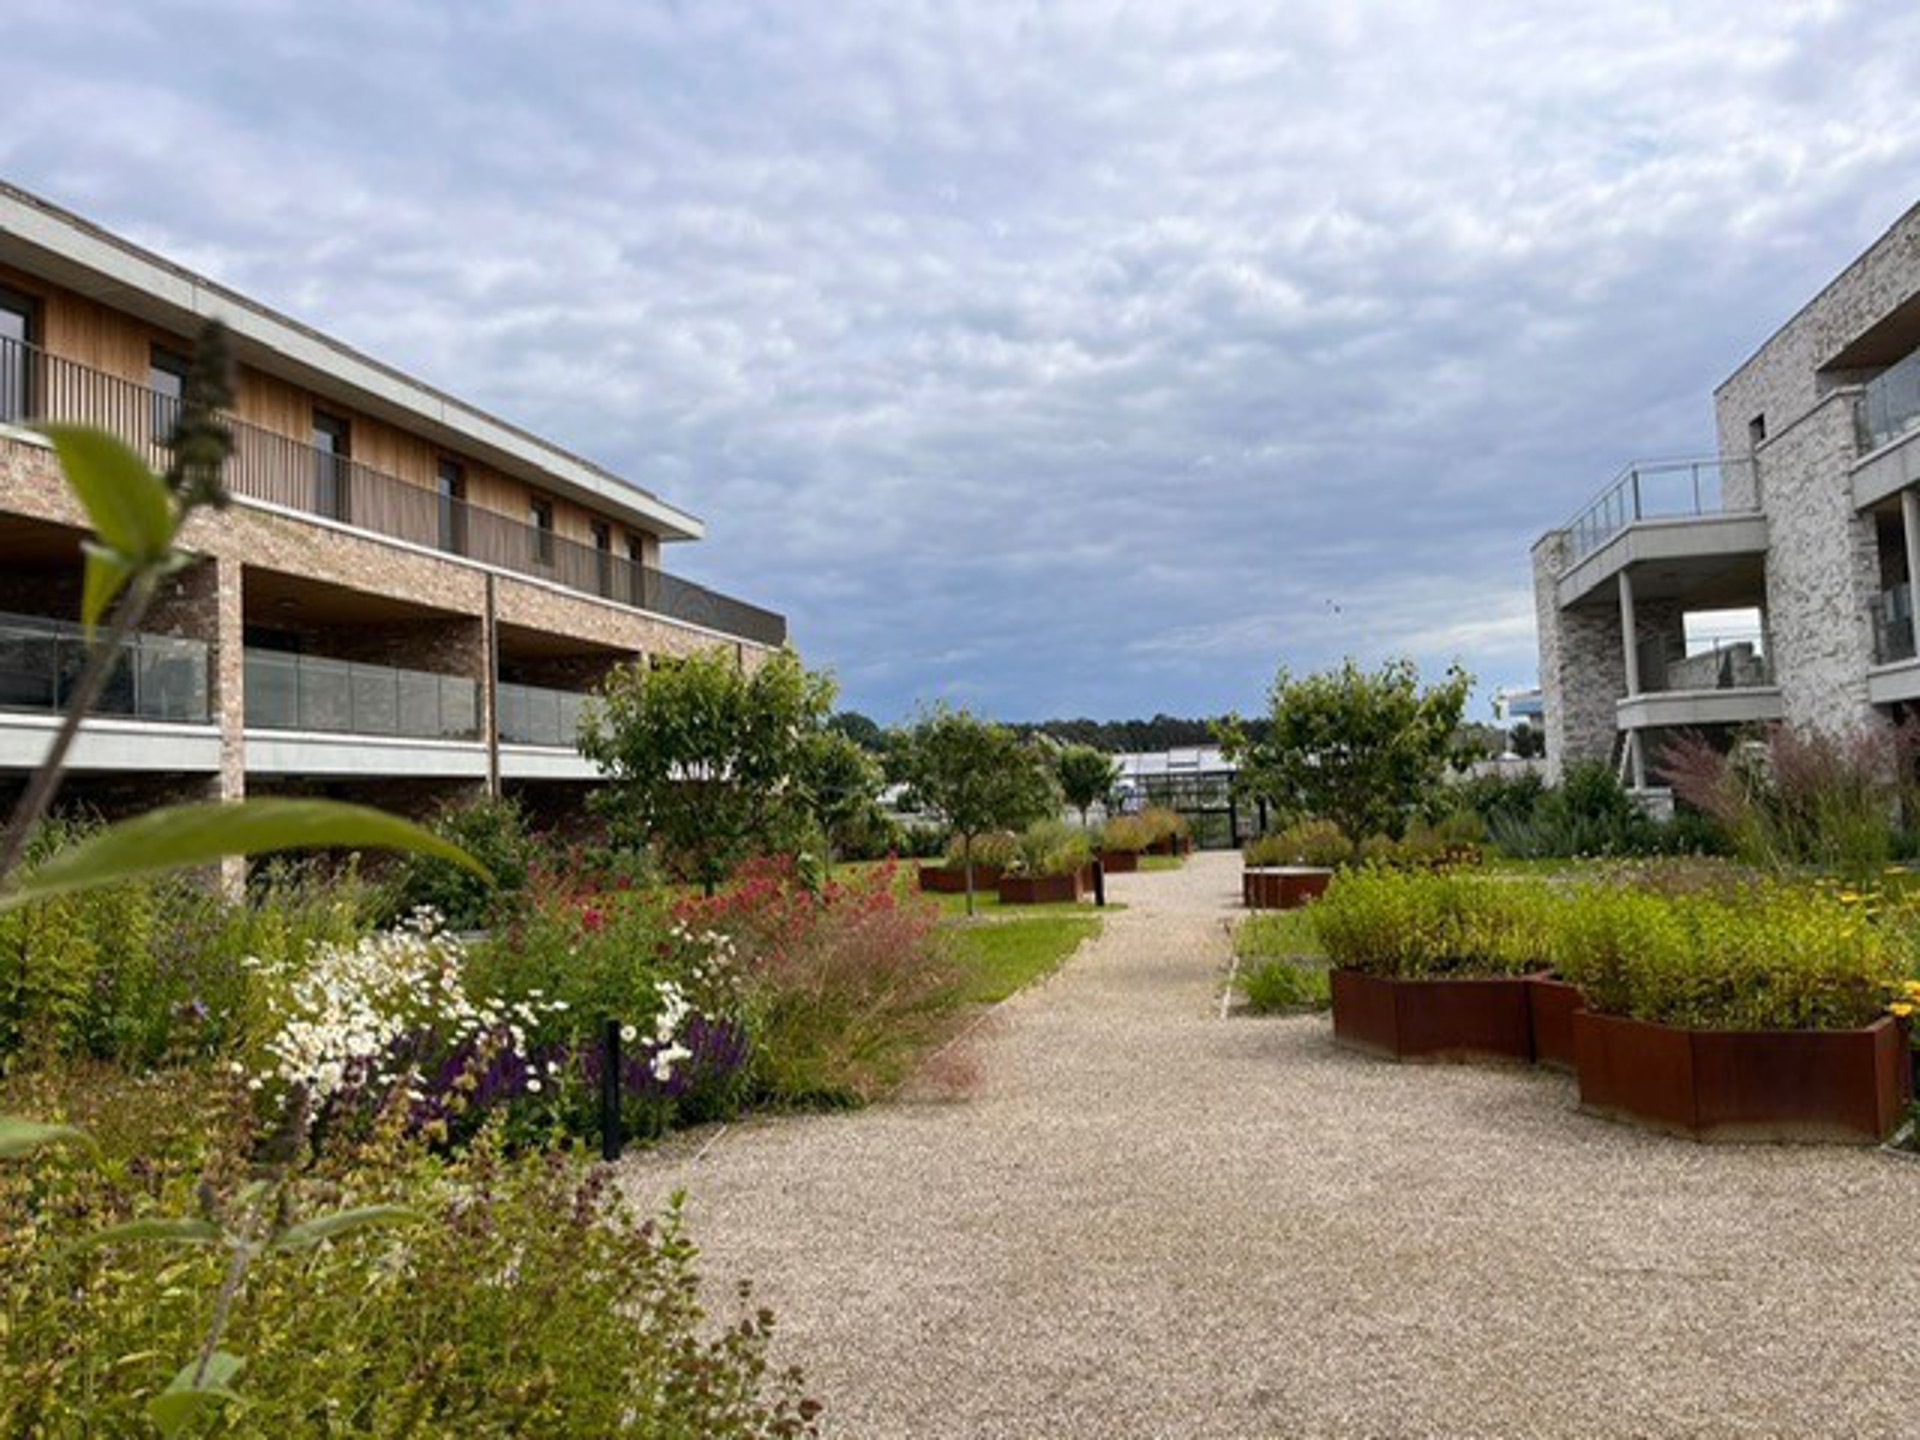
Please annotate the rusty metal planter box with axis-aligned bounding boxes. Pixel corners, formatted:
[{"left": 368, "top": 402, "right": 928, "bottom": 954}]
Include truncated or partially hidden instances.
[
  {"left": 1242, "top": 866, "right": 1333, "bottom": 910},
  {"left": 1528, "top": 976, "right": 1584, "bottom": 1071},
  {"left": 917, "top": 864, "right": 1002, "bottom": 895},
  {"left": 1330, "top": 968, "right": 1535, "bottom": 1063},
  {"left": 1146, "top": 835, "right": 1193, "bottom": 857},
  {"left": 996, "top": 869, "right": 1088, "bottom": 905},
  {"left": 1573, "top": 1010, "right": 1911, "bottom": 1144},
  {"left": 1099, "top": 849, "right": 1140, "bottom": 874}
]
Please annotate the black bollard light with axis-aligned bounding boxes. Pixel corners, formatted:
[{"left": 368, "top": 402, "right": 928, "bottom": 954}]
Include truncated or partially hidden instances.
[{"left": 1092, "top": 857, "right": 1106, "bottom": 908}]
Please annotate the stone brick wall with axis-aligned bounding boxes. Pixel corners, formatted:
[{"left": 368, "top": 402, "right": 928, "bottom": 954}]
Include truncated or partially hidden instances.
[
  {"left": 1532, "top": 532, "right": 1629, "bottom": 779},
  {"left": 1755, "top": 395, "right": 1880, "bottom": 730},
  {"left": 1714, "top": 203, "right": 1920, "bottom": 465}
]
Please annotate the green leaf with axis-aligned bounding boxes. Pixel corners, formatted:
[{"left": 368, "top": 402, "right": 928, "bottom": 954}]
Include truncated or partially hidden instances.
[
  {"left": 79, "top": 541, "right": 138, "bottom": 632},
  {"left": 0, "top": 798, "right": 490, "bottom": 912},
  {"left": 40, "top": 425, "right": 175, "bottom": 562},
  {"left": 148, "top": 1352, "right": 246, "bottom": 1437},
  {"left": 0, "top": 1116, "right": 97, "bottom": 1160},
  {"left": 269, "top": 1204, "right": 415, "bottom": 1252},
  {"left": 84, "top": 1217, "right": 223, "bottom": 1248}
]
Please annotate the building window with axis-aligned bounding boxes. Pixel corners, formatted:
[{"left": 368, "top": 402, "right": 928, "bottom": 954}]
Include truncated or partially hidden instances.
[
  {"left": 1748, "top": 413, "right": 1767, "bottom": 446},
  {"left": 436, "top": 459, "right": 467, "bottom": 555},
  {"left": 591, "top": 521, "right": 613, "bottom": 597},
  {"left": 312, "top": 410, "right": 351, "bottom": 522},
  {"left": 0, "top": 284, "right": 39, "bottom": 425},
  {"left": 529, "top": 498, "right": 555, "bottom": 565},
  {"left": 150, "top": 346, "right": 189, "bottom": 446}
]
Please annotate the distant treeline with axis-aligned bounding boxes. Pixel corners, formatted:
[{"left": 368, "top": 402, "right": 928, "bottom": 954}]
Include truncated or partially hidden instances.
[{"left": 829, "top": 710, "right": 1269, "bottom": 755}]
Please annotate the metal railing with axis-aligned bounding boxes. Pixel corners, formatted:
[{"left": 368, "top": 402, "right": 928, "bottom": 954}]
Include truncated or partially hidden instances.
[
  {"left": 243, "top": 648, "right": 479, "bottom": 740},
  {"left": 1565, "top": 457, "right": 1755, "bottom": 563},
  {"left": 497, "top": 681, "right": 591, "bottom": 748},
  {"left": 1633, "top": 629, "right": 1772, "bottom": 693},
  {"left": 0, "top": 610, "right": 210, "bottom": 723},
  {"left": 0, "top": 335, "right": 786, "bottom": 647},
  {"left": 1874, "top": 583, "right": 1914, "bottom": 665},
  {"left": 1858, "top": 348, "right": 1920, "bottom": 455}
]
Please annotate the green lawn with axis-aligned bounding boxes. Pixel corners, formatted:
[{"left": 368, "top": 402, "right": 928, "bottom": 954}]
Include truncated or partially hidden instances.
[
  {"left": 1232, "top": 908, "right": 1330, "bottom": 1014},
  {"left": 947, "top": 912, "right": 1103, "bottom": 1003},
  {"left": 1138, "top": 854, "right": 1185, "bottom": 872}
]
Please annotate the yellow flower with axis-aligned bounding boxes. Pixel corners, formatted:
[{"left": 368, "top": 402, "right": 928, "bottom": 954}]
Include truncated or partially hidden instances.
[{"left": 1890, "top": 1002, "right": 1914, "bottom": 1017}]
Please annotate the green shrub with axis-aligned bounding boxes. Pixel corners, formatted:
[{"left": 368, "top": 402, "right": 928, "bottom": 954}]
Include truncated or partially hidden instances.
[
  {"left": 1554, "top": 882, "right": 1900, "bottom": 1030},
  {"left": 1237, "top": 957, "right": 1332, "bottom": 1013},
  {"left": 945, "top": 830, "right": 1018, "bottom": 871},
  {"left": 382, "top": 796, "right": 536, "bottom": 931},
  {"left": 1013, "top": 819, "right": 1091, "bottom": 878},
  {"left": 1137, "top": 805, "right": 1189, "bottom": 847},
  {"left": 1244, "top": 818, "right": 1351, "bottom": 868},
  {"left": 1312, "top": 868, "right": 1558, "bottom": 978},
  {"left": 1099, "top": 814, "right": 1152, "bottom": 854},
  {"left": 0, "top": 1076, "right": 819, "bottom": 1436}
]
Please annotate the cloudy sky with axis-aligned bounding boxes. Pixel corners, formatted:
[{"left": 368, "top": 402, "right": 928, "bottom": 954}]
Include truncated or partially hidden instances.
[{"left": 7, "top": 1, "right": 1920, "bottom": 723}]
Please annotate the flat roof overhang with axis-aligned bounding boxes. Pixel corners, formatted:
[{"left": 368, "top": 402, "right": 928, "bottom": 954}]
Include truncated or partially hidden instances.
[
  {"left": 1615, "top": 687, "right": 1783, "bottom": 731},
  {"left": 1556, "top": 513, "right": 1771, "bottom": 611},
  {"left": 0, "top": 183, "right": 704, "bottom": 543}
]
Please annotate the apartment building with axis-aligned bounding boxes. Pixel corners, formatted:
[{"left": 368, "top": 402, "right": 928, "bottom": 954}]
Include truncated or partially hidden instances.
[
  {"left": 0, "top": 181, "right": 783, "bottom": 822},
  {"left": 1532, "top": 200, "right": 1920, "bottom": 797}
]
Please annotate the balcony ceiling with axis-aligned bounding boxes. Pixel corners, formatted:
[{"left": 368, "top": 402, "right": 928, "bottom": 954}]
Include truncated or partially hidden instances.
[
  {"left": 244, "top": 567, "right": 467, "bottom": 627},
  {"left": 1557, "top": 513, "right": 1770, "bottom": 611}
]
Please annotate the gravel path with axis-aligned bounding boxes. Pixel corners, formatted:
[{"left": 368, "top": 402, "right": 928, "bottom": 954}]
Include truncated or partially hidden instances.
[{"left": 619, "top": 852, "right": 1920, "bottom": 1438}]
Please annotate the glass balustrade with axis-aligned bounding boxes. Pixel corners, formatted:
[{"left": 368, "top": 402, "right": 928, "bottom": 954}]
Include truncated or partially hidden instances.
[
  {"left": 0, "top": 612, "right": 209, "bottom": 723},
  {"left": 496, "top": 681, "right": 589, "bottom": 748},
  {"left": 1859, "top": 349, "right": 1920, "bottom": 455},
  {"left": 243, "top": 649, "right": 478, "bottom": 740}
]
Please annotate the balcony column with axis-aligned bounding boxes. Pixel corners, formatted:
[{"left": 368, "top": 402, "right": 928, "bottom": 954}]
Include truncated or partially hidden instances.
[
  {"left": 1617, "top": 570, "right": 1641, "bottom": 696},
  {"left": 483, "top": 575, "right": 501, "bottom": 799}
]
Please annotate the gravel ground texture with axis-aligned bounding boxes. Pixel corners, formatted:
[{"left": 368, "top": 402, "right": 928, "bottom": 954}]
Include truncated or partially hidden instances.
[{"left": 617, "top": 851, "right": 1920, "bottom": 1439}]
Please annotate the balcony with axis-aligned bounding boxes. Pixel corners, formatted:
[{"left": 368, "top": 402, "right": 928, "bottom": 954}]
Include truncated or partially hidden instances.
[
  {"left": 1617, "top": 628, "right": 1781, "bottom": 732},
  {"left": 497, "top": 681, "right": 588, "bottom": 749},
  {"left": 1564, "top": 458, "right": 1756, "bottom": 564},
  {"left": 0, "top": 335, "right": 786, "bottom": 647},
  {"left": 1857, "top": 349, "right": 1920, "bottom": 456},
  {"left": 243, "top": 649, "right": 479, "bottom": 740},
  {"left": 0, "top": 610, "right": 209, "bottom": 723}
]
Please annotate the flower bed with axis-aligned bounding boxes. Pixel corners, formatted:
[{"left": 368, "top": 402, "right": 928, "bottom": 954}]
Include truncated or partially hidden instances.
[
  {"left": 1242, "top": 866, "right": 1332, "bottom": 910},
  {"left": 917, "top": 863, "right": 1003, "bottom": 893},
  {"left": 997, "top": 868, "right": 1088, "bottom": 905},
  {"left": 1573, "top": 1009, "right": 1909, "bottom": 1143},
  {"left": 1555, "top": 882, "right": 1911, "bottom": 1142},
  {"left": 1313, "top": 868, "right": 1555, "bottom": 1064}
]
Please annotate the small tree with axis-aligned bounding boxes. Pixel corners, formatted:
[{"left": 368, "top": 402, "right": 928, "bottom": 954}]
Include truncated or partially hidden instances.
[
  {"left": 891, "top": 706, "right": 1056, "bottom": 914},
  {"left": 1055, "top": 744, "right": 1121, "bottom": 827},
  {"left": 1220, "top": 657, "right": 1471, "bottom": 842},
  {"left": 798, "top": 728, "right": 885, "bottom": 876},
  {"left": 579, "top": 648, "right": 835, "bottom": 893}
]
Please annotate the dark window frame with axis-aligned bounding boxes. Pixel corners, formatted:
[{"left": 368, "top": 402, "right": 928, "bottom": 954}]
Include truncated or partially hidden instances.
[
  {"left": 435, "top": 458, "right": 467, "bottom": 555},
  {"left": 0, "top": 283, "right": 42, "bottom": 424},
  {"left": 312, "top": 409, "right": 353, "bottom": 523},
  {"left": 529, "top": 497, "right": 555, "bottom": 566},
  {"left": 149, "top": 344, "right": 190, "bottom": 445}
]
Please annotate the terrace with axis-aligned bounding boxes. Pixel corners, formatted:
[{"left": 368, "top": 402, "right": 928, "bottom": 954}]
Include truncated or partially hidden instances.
[{"left": 0, "top": 335, "right": 785, "bottom": 648}]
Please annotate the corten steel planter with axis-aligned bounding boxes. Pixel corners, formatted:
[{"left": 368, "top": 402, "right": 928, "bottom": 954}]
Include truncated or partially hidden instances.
[
  {"left": 996, "top": 869, "right": 1087, "bottom": 905},
  {"left": 917, "top": 864, "right": 1002, "bottom": 895},
  {"left": 1573, "top": 1010, "right": 1911, "bottom": 1144},
  {"left": 1146, "top": 835, "right": 1194, "bottom": 857},
  {"left": 1242, "top": 866, "right": 1334, "bottom": 910},
  {"left": 1099, "top": 849, "right": 1141, "bottom": 874},
  {"left": 1330, "top": 968, "right": 1535, "bottom": 1064},
  {"left": 1527, "top": 975, "right": 1584, "bottom": 1072}
]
